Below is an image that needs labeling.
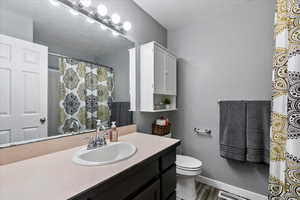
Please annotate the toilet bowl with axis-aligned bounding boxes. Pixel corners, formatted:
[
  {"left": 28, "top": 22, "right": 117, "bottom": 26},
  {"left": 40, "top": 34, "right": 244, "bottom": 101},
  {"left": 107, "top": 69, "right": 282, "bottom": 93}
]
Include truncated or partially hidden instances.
[{"left": 176, "top": 155, "right": 202, "bottom": 200}]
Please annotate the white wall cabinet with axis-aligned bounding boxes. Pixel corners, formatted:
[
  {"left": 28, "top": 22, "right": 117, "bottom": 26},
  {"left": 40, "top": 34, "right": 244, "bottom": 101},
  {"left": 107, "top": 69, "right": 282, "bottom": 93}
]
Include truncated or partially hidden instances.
[{"left": 139, "top": 42, "right": 177, "bottom": 112}]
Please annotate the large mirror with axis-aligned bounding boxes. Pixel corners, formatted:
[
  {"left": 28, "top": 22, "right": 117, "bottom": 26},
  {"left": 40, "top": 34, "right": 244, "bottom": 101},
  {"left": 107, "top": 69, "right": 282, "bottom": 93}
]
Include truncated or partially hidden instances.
[{"left": 0, "top": 0, "right": 136, "bottom": 147}]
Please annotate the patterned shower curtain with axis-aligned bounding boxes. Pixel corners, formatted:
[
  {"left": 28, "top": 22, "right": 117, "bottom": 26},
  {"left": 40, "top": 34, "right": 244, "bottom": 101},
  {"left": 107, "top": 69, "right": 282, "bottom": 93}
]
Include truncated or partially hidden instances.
[
  {"left": 58, "top": 58, "right": 114, "bottom": 133},
  {"left": 269, "top": 0, "right": 300, "bottom": 199}
]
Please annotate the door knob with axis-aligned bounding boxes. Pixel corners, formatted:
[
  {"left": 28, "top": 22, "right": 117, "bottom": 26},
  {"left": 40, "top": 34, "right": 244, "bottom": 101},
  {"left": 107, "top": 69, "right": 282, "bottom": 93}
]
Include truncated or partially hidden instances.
[{"left": 40, "top": 117, "right": 46, "bottom": 124}]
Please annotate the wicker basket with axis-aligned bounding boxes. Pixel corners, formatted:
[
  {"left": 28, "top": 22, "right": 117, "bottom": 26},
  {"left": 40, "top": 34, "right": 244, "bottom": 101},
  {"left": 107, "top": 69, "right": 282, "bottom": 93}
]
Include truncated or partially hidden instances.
[{"left": 152, "top": 123, "right": 171, "bottom": 136}]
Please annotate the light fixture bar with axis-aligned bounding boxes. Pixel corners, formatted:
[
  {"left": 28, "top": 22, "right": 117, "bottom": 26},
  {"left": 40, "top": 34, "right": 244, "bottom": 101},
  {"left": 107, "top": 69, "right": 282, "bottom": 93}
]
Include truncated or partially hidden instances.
[{"left": 56, "top": 0, "right": 125, "bottom": 35}]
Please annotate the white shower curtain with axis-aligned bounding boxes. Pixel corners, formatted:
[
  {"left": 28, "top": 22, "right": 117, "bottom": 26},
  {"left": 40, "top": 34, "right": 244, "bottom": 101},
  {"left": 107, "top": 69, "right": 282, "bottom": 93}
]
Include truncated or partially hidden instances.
[{"left": 269, "top": 0, "right": 300, "bottom": 199}]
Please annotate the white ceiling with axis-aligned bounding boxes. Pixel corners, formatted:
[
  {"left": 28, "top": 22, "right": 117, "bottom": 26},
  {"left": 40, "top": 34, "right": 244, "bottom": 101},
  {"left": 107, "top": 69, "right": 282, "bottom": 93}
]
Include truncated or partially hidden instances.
[
  {"left": 133, "top": 0, "right": 254, "bottom": 31},
  {"left": 0, "top": 0, "right": 134, "bottom": 59}
]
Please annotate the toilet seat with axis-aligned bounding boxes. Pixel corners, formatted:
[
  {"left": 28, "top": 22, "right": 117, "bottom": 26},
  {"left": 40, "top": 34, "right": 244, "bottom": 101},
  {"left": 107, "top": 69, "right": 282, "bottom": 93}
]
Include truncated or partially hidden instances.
[
  {"left": 176, "top": 165, "right": 201, "bottom": 171},
  {"left": 176, "top": 155, "right": 202, "bottom": 170}
]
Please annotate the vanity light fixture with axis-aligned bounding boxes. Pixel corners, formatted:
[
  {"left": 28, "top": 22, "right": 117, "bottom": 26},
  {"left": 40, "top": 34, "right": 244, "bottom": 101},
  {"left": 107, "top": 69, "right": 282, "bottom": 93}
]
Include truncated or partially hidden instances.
[
  {"left": 49, "top": 0, "right": 60, "bottom": 6},
  {"left": 55, "top": 0, "right": 131, "bottom": 35},
  {"left": 79, "top": 0, "right": 91, "bottom": 8},
  {"left": 97, "top": 4, "right": 108, "bottom": 17}
]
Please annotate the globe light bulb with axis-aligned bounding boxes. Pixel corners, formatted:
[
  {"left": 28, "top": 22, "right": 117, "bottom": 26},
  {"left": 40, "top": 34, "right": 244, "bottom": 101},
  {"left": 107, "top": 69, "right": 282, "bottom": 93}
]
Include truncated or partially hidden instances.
[
  {"left": 111, "top": 13, "right": 121, "bottom": 24},
  {"left": 123, "top": 21, "right": 132, "bottom": 31},
  {"left": 97, "top": 4, "right": 108, "bottom": 17}
]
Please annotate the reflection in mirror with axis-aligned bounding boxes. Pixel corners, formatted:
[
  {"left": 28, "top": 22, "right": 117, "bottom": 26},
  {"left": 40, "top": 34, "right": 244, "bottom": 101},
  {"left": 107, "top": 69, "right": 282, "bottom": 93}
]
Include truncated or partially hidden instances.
[{"left": 0, "top": 0, "right": 135, "bottom": 147}]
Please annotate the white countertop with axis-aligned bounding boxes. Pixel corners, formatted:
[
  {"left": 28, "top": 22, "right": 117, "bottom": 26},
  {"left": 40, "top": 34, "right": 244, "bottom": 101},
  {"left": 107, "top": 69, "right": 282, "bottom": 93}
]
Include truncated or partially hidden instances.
[{"left": 0, "top": 132, "right": 179, "bottom": 200}]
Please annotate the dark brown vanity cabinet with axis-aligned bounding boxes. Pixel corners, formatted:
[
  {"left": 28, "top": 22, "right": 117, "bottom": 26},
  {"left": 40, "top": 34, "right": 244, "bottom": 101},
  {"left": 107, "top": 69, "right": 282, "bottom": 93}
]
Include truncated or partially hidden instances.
[
  {"left": 132, "top": 180, "right": 160, "bottom": 200},
  {"left": 71, "top": 146, "right": 177, "bottom": 200}
]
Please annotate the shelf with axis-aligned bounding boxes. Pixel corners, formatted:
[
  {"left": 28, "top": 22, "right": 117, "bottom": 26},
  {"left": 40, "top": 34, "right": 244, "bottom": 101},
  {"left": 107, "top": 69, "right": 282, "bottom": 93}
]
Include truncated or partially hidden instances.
[
  {"left": 140, "top": 108, "right": 178, "bottom": 113},
  {"left": 153, "top": 90, "right": 176, "bottom": 96}
]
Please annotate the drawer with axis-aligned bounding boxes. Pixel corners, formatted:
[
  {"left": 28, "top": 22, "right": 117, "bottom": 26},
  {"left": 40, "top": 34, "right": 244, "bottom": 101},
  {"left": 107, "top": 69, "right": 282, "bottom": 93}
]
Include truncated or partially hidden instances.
[
  {"left": 161, "top": 165, "right": 176, "bottom": 200},
  {"left": 160, "top": 150, "right": 176, "bottom": 172},
  {"left": 72, "top": 160, "right": 159, "bottom": 200}
]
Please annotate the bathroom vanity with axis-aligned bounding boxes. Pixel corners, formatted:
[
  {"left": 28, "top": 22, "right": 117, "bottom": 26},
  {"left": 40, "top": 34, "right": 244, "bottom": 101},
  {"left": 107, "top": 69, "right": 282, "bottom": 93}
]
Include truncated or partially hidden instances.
[{"left": 0, "top": 133, "right": 180, "bottom": 200}]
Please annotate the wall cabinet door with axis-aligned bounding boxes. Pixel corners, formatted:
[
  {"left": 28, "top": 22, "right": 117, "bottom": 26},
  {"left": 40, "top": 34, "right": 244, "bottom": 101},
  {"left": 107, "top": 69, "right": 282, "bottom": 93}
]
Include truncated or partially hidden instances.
[
  {"left": 165, "top": 54, "right": 176, "bottom": 95},
  {"left": 132, "top": 180, "right": 160, "bottom": 200},
  {"left": 154, "top": 45, "right": 176, "bottom": 95},
  {"left": 154, "top": 46, "right": 166, "bottom": 94}
]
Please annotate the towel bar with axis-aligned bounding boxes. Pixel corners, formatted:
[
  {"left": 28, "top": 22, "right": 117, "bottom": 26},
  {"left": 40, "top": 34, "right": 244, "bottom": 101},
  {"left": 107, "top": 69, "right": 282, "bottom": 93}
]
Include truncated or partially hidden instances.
[
  {"left": 194, "top": 128, "right": 211, "bottom": 136},
  {"left": 217, "top": 99, "right": 271, "bottom": 104}
]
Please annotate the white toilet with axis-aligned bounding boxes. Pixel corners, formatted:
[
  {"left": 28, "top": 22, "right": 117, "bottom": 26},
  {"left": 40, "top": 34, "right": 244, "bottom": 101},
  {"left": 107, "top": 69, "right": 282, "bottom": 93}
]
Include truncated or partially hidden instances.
[
  {"left": 163, "top": 133, "right": 202, "bottom": 200},
  {"left": 176, "top": 155, "right": 202, "bottom": 200}
]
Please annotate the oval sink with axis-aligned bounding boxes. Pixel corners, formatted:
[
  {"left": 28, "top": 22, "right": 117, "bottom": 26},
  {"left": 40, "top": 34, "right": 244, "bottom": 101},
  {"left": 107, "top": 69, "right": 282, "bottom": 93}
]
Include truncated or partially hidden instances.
[{"left": 72, "top": 142, "right": 137, "bottom": 166}]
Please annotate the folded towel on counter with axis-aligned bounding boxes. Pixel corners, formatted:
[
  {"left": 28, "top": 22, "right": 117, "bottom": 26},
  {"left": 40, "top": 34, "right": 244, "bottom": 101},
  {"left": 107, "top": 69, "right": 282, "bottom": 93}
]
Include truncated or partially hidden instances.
[
  {"left": 219, "top": 100, "right": 271, "bottom": 164},
  {"left": 246, "top": 101, "right": 271, "bottom": 164},
  {"left": 219, "top": 101, "right": 247, "bottom": 161}
]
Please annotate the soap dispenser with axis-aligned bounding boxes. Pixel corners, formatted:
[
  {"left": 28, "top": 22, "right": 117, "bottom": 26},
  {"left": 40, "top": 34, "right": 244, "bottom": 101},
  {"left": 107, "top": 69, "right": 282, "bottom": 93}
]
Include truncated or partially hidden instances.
[{"left": 111, "top": 121, "right": 118, "bottom": 142}]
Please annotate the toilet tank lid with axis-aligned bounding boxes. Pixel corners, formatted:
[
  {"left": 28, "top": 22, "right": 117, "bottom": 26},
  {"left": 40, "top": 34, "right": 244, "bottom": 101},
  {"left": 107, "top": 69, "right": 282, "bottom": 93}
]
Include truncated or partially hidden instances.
[{"left": 176, "top": 155, "right": 202, "bottom": 169}]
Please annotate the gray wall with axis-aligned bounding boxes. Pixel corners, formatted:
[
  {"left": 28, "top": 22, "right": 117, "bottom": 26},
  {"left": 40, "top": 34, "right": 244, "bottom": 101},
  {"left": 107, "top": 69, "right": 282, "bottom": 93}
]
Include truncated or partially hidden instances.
[
  {"left": 167, "top": 0, "right": 275, "bottom": 195},
  {"left": 48, "top": 69, "right": 60, "bottom": 136},
  {"left": 0, "top": 8, "right": 33, "bottom": 42},
  {"left": 97, "top": 47, "right": 132, "bottom": 102}
]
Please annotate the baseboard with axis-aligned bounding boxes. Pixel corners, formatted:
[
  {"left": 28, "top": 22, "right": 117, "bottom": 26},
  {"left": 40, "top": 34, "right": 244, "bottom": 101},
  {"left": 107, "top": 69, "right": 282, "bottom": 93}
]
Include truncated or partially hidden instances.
[{"left": 196, "top": 175, "right": 267, "bottom": 200}]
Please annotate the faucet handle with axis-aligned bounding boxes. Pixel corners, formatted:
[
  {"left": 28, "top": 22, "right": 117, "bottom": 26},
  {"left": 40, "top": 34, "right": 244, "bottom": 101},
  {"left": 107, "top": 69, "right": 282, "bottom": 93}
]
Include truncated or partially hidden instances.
[{"left": 87, "top": 136, "right": 96, "bottom": 150}]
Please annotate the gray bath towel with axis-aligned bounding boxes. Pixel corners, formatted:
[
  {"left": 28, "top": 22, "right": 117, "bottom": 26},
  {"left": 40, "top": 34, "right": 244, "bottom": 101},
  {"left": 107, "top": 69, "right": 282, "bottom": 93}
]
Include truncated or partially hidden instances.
[
  {"left": 110, "top": 102, "right": 133, "bottom": 127},
  {"left": 219, "top": 101, "right": 247, "bottom": 161},
  {"left": 246, "top": 101, "right": 271, "bottom": 164}
]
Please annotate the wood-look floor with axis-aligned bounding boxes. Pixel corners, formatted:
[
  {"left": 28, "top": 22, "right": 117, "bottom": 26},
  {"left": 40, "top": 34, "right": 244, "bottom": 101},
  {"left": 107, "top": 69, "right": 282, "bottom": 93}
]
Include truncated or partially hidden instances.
[
  {"left": 176, "top": 182, "right": 249, "bottom": 200},
  {"left": 196, "top": 182, "right": 219, "bottom": 200}
]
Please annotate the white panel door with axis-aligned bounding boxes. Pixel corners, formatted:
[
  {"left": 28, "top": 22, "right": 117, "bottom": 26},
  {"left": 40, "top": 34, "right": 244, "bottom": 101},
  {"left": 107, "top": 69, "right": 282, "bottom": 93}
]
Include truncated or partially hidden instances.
[
  {"left": 0, "top": 35, "right": 18, "bottom": 144},
  {"left": 0, "top": 34, "right": 48, "bottom": 144},
  {"left": 154, "top": 46, "right": 166, "bottom": 94},
  {"left": 165, "top": 53, "right": 177, "bottom": 95}
]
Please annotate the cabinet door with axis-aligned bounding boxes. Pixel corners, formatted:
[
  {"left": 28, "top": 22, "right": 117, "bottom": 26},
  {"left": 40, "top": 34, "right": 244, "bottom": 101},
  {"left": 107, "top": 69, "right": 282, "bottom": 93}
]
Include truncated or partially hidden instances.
[
  {"left": 161, "top": 165, "right": 176, "bottom": 200},
  {"left": 165, "top": 53, "right": 176, "bottom": 95},
  {"left": 132, "top": 180, "right": 160, "bottom": 200},
  {"left": 154, "top": 46, "right": 166, "bottom": 94}
]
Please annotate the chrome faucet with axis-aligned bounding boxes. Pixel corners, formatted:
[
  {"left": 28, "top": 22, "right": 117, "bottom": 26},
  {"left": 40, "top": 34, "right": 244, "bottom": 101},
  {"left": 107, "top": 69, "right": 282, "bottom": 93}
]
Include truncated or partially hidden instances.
[{"left": 87, "top": 120, "right": 108, "bottom": 150}]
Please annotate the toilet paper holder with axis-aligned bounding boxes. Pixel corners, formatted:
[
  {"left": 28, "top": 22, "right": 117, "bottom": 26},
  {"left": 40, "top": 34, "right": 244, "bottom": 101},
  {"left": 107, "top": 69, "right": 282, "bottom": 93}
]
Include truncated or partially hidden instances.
[{"left": 194, "top": 128, "right": 211, "bottom": 136}]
